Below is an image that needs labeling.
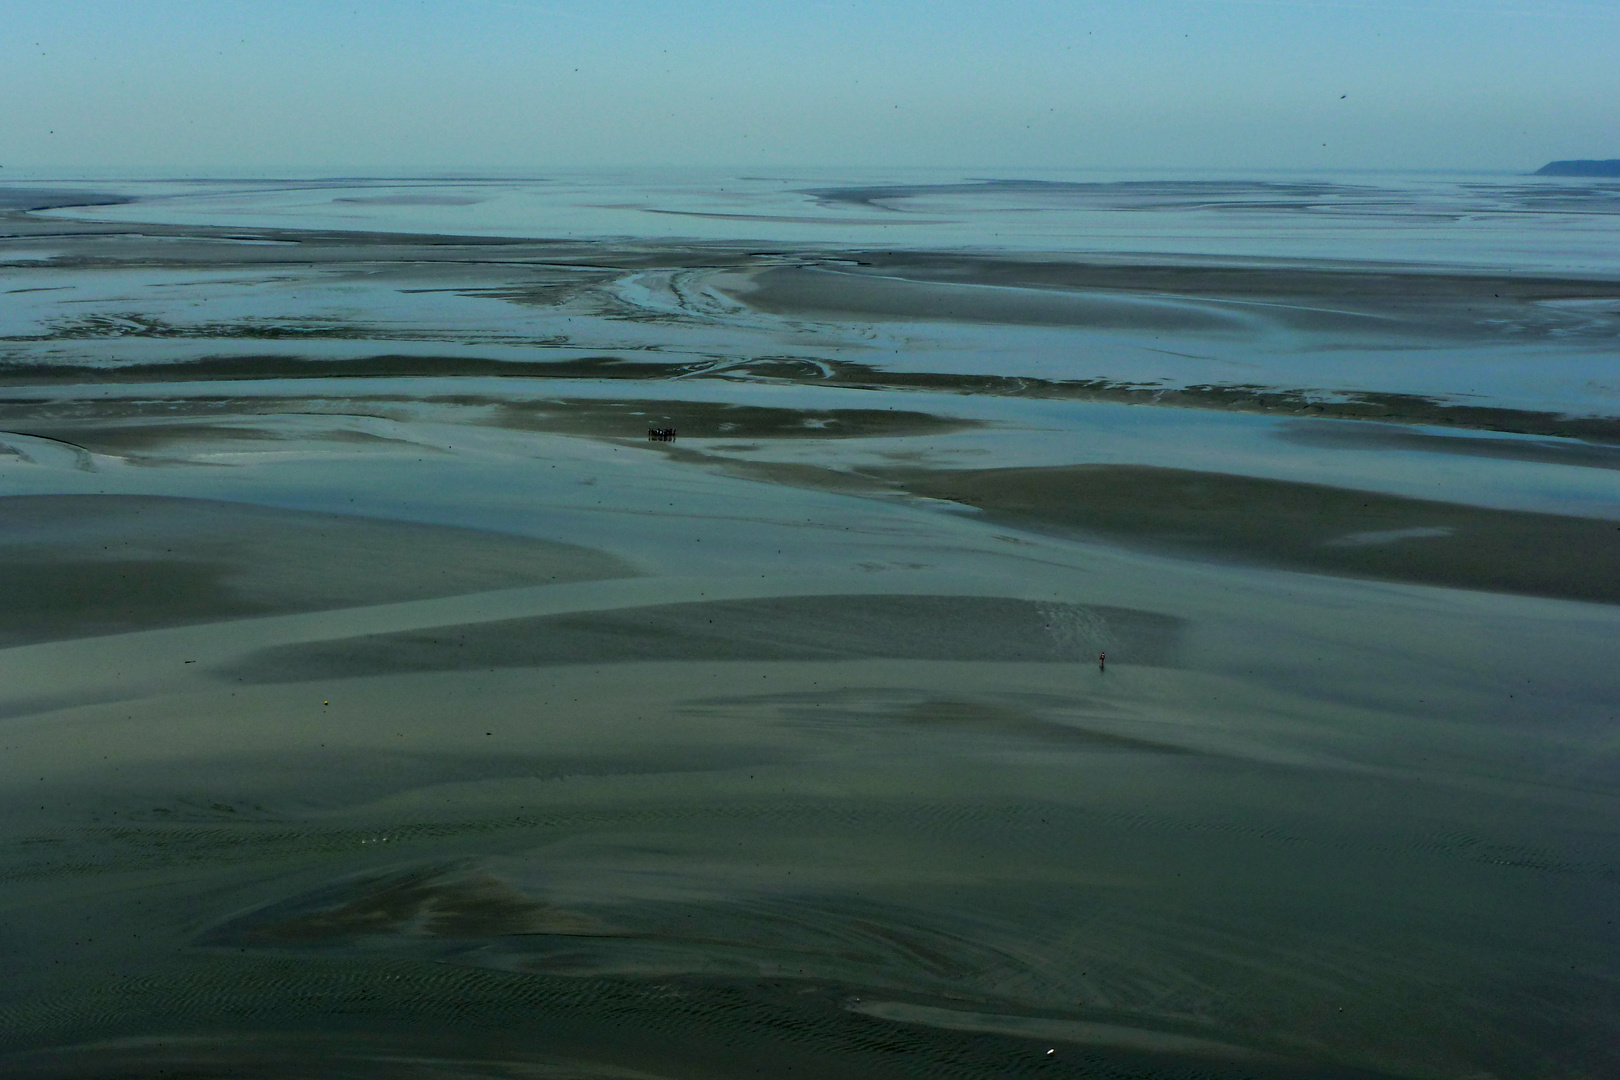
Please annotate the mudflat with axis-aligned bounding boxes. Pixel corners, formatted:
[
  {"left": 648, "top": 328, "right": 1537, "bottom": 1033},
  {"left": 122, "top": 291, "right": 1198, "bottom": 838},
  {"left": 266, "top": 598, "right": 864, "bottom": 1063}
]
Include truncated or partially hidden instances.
[
  {"left": 887, "top": 463, "right": 1620, "bottom": 603},
  {"left": 1, "top": 184, "right": 1618, "bottom": 1080},
  {"left": 0, "top": 494, "right": 637, "bottom": 645}
]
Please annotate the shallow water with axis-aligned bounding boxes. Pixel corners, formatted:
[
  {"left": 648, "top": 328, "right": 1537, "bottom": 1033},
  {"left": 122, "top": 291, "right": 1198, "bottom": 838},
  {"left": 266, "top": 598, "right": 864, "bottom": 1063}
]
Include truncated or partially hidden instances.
[
  {"left": 23, "top": 167, "right": 1620, "bottom": 273},
  {"left": 1, "top": 171, "right": 1617, "bottom": 1079}
]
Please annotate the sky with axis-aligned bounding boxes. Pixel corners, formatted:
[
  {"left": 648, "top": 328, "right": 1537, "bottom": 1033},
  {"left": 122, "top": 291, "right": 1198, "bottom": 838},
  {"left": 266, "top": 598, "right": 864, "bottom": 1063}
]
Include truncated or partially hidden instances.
[{"left": 1, "top": 0, "right": 1616, "bottom": 176}]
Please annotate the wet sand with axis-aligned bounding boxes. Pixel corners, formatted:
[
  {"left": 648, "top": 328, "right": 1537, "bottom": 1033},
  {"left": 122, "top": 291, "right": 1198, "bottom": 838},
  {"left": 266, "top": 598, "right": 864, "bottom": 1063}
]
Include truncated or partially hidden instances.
[
  {"left": 0, "top": 494, "right": 635, "bottom": 646},
  {"left": 2, "top": 200, "right": 1618, "bottom": 1079},
  {"left": 885, "top": 463, "right": 1620, "bottom": 603},
  {"left": 221, "top": 594, "right": 1185, "bottom": 682}
]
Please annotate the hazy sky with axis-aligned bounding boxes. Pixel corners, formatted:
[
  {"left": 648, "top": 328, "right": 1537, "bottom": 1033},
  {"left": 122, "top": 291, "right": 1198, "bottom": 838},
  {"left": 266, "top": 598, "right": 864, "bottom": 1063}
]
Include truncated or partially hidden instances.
[{"left": 2, "top": 0, "right": 1615, "bottom": 175}]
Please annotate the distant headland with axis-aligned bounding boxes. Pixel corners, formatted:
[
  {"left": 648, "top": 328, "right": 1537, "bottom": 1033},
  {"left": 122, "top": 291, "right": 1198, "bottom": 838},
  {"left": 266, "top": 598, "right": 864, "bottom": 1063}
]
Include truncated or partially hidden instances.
[{"left": 1535, "top": 159, "right": 1620, "bottom": 177}]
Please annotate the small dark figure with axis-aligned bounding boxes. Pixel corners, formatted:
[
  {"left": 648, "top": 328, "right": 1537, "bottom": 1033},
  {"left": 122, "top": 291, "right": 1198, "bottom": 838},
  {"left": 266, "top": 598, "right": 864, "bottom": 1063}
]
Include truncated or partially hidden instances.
[
  {"left": 1098, "top": 652, "right": 1106, "bottom": 671},
  {"left": 648, "top": 427, "right": 677, "bottom": 442}
]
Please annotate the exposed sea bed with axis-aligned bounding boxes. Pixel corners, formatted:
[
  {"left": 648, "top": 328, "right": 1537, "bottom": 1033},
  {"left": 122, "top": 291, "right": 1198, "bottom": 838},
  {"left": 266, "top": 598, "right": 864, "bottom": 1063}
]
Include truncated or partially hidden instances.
[{"left": 1, "top": 173, "right": 1618, "bottom": 1079}]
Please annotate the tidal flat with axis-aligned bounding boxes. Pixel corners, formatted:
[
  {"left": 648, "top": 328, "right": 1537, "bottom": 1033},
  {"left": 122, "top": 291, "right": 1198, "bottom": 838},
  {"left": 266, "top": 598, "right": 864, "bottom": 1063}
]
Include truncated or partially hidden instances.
[{"left": 1, "top": 175, "right": 1618, "bottom": 1079}]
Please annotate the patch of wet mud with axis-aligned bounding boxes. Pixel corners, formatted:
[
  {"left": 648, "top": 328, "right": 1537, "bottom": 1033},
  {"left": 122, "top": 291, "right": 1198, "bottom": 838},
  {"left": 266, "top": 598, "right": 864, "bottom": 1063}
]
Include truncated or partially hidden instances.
[
  {"left": 7, "top": 352, "right": 1615, "bottom": 444},
  {"left": 760, "top": 357, "right": 1620, "bottom": 443},
  {"left": 17, "top": 746, "right": 783, "bottom": 825},
  {"left": 887, "top": 464, "right": 1620, "bottom": 603},
  {"left": 17, "top": 312, "right": 387, "bottom": 342},
  {"left": 0, "top": 353, "right": 712, "bottom": 385},
  {"left": 222, "top": 595, "right": 1182, "bottom": 682},
  {"left": 683, "top": 688, "right": 1195, "bottom": 754},
  {"left": 0, "top": 982, "right": 1387, "bottom": 1080},
  {"left": 805, "top": 177, "right": 1620, "bottom": 223},
  {"left": 0, "top": 393, "right": 969, "bottom": 445},
  {"left": 487, "top": 398, "right": 972, "bottom": 440},
  {"left": 0, "top": 495, "right": 636, "bottom": 645},
  {"left": 0, "top": 189, "right": 132, "bottom": 213},
  {"left": 724, "top": 253, "right": 1620, "bottom": 338},
  {"left": 182, "top": 863, "right": 1367, "bottom": 1077},
  {"left": 3, "top": 421, "right": 394, "bottom": 457},
  {"left": 1277, "top": 419, "right": 1620, "bottom": 470},
  {"left": 204, "top": 866, "right": 615, "bottom": 943},
  {"left": 729, "top": 265, "right": 1251, "bottom": 331}
]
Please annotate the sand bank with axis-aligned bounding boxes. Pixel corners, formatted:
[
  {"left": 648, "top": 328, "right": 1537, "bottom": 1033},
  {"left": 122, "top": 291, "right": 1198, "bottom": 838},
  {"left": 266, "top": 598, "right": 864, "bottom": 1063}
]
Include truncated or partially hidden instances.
[
  {"left": 7, "top": 351, "right": 1616, "bottom": 444},
  {"left": 887, "top": 464, "right": 1620, "bottom": 603},
  {"left": 222, "top": 594, "right": 1182, "bottom": 682},
  {"left": 0, "top": 495, "right": 635, "bottom": 645},
  {"left": 721, "top": 255, "right": 1620, "bottom": 338}
]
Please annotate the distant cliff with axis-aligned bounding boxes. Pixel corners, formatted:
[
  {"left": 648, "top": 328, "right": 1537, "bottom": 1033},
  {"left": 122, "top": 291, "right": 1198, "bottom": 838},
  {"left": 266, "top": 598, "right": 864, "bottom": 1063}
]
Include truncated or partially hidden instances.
[{"left": 1535, "top": 159, "right": 1620, "bottom": 177}]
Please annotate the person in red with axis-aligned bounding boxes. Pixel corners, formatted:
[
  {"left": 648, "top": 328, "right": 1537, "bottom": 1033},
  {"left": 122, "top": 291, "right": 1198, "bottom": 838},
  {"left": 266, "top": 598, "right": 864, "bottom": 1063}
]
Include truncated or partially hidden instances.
[{"left": 1099, "top": 652, "right": 1106, "bottom": 671}]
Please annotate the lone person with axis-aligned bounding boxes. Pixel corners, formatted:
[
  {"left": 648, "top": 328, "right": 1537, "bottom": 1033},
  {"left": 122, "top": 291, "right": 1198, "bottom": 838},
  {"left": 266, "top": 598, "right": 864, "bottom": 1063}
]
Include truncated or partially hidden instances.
[{"left": 1098, "top": 652, "right": 1106, "bottom": 672}]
